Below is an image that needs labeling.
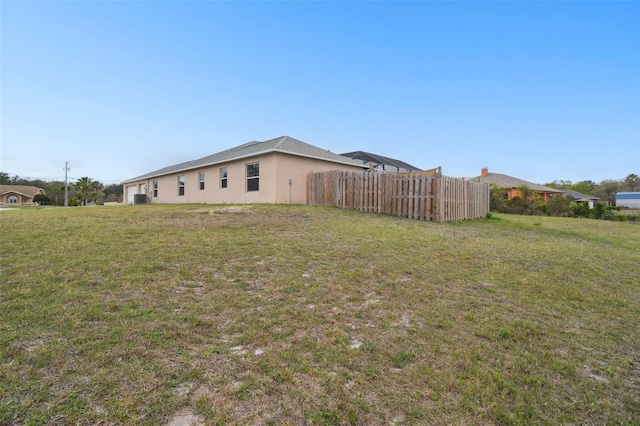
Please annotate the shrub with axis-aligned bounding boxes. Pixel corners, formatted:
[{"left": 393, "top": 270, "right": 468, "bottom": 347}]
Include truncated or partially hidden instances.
[
  {"left": 503, "top": 196, "right": 539, "bottom": 216},
  {"left": 536, "top": 203, "right": 550, "bottom": 216},
  {"left": 489, "top": 185, "right": 509, "bottom": 212},
  {"left": 33, "top": 193, "right": 51, "bottom": 205},
  {"left": 589, "top": 202, "right": 606, "bottom": 219},
  {"left": 572, "top": 202, "right": 590, "bottom": 218},
  {"left": 548, "top": 195, "right": 574, "bottom": 217}
]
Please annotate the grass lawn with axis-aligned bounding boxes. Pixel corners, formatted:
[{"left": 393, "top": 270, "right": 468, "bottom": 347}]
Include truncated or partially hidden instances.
[{"left": 1, "top": 204, "right": 638, "bottom": 425}]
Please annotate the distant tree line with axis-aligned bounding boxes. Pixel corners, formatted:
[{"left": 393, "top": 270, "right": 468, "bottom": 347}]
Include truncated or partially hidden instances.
[
  {"left": 0, "top": 172, "right": 123, "bottom": 206},
  {"left": 544, "top": 173, "right": 640, "bottom": 206},
  {"left": 2, "top": 171, "right": 638, "bottom": 212}
]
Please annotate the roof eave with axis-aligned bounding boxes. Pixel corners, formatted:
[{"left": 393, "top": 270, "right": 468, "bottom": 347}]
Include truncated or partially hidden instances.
[
  {"left": 122, "top": 150, "right": 272, "bottom": 183},
  {"left": 122, "top": 148, "right": 365, "bottom": 183},
  {"left": 272, "top": 149, "right": 366, "bottom": 169},
  {"left": 0, "top": 190, "right": 33, "bottom": 197}
]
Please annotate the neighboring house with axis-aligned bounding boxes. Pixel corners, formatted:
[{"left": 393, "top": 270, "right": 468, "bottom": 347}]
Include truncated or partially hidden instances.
[
  {"left": 0, "top": 185, "right": 47, "bottom": 206},
  {"left": 616, "top": 192, "right": 640, "bottom": 208},
  {"left": 471, "top": 168, "right": 562, "bottom": 203},
  {"left": 561, "top": 189, "right": 600, "bottom": 208},
  {"left": 340, "top": 151, "right": 422, "bottom": 173},
  {"left": 122, "top": 136, "right": 366, "bottom": 205}
]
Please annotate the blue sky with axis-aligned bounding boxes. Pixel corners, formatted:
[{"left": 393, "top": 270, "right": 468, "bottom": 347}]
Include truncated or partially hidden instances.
[{"left": 1, "top": 1, "right": 638, "bottom": 185}]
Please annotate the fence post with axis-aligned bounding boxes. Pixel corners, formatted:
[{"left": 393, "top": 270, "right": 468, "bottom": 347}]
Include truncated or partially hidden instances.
[{"left": 306, "top": 170, "right": 489, "bottom": 221}]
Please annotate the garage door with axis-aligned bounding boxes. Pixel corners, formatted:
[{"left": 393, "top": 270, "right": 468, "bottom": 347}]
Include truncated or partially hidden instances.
[{"left": 127, "top": 185, "right": 137, "bottom": 204}]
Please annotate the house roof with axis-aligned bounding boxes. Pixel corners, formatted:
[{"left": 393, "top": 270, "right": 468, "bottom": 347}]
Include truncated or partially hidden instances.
[
  {"left": 473, "top": 173, "right": 562, "bottom": 193},
  {"left": 123, "top": 136, "right": 365, "bottom": 183},
  {"left": 340, "top": 150, "right": 422, "bottom": 172},
  {"left": 0, "top": 185, "right": 46, "bottom": 198},
  {"left": 561, "top": 189, "right": 599, "bottom": 201}
]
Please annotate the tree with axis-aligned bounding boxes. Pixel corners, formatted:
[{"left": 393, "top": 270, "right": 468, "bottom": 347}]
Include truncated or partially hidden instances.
[
  {"left": 75, "top": 177, "right": 97, "bottom": 206},
  {"left": 90, "top": 181, "right": 104, "bottom": 204},
  {"left": 104, "top": 193, "right": 120, "bottom": 203},
  {"left": 0, "top": 172, "right": 10, "bottom": 184},
  {"left": 624, "top": 173, "right": 640, "bottom": 192},
  {"left": 545, "top": 180, "right": 572, "bottom": 189},
  {"left": 103, "top": 183, "right": 123, "bottom": 202},
  {"left": 592, "top": 180, "right": 621, "bottom": 205},
  {"left": 44, "top": 181, "right": 67, "bottom": 206},
  {"left": 33, "top": 193, "right": 51, "bottom": 205},
  {"left": 570, "top": 181, "right": 594, "bottom": 195},
  {"left": 546, "top": 179, "right": 594, "bottom": 194}
]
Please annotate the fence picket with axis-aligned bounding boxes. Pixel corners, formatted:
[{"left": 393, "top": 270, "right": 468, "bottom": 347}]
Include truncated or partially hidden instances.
[{"left": 307, "top": 170, "right": 488, "bottom": 222}]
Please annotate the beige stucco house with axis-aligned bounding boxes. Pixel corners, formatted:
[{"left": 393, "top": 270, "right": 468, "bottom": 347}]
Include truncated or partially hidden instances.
[
  {"left": 0, "top": 185, "right": 47, "bottom": 206},
  {"left": 122, "top": 136, "right": 366, "bottom": 205}
]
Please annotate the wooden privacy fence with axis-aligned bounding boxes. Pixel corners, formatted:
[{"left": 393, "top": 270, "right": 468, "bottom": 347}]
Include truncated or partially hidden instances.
[{"left": 307, "top": 170, "right": 489, "bottom": 222}]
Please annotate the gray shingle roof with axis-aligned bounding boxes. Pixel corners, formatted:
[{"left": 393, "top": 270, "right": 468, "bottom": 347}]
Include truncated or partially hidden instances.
[
  {"left": 123, "top": 136, "right": 365, "bottom": 183},
  {"left": 562, "top": 189, "right": 599, "bottom": 201},
  {"left": 472, "top": 173, "right": 562, "bottom": 193}
]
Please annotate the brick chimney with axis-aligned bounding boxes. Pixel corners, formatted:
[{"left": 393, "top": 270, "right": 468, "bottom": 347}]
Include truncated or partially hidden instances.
[{"left": 481, "top": 167, "right": 489, "bottom": 177}]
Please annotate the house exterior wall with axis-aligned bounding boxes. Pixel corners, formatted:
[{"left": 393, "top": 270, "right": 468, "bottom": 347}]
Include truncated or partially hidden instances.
[
  {"left": 1, "top": 192, "right": 34, "bottom": 206},
  {"left": 505, "top": 188, "right": 559, "bottom": 204},
  {"left": 123, "top": 152, "right": 363, "bottom": 205},
  {"left": 273, "top": 153, "right": 363, "bottom": 204}
]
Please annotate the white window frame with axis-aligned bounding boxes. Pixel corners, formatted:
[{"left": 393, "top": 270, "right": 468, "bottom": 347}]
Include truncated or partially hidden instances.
[
  {"left": 178, "top": 175, "right": 185, "bottom": 196},
  {"left": 199, "top": 171, "right": 205, "bottom": 191},
  {"left": 8, "top": 195, "right": 18, "bottom": 204},
  {"left": 246, "top": 163, "right": 259, "bottom": 192},
  {"left": 220, "top": 167, "right": 228, "bottom": 189}
]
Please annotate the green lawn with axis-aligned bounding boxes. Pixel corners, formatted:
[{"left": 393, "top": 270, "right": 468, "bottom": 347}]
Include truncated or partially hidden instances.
[{"left": 1, "top": 204, "right": 638, "bottom": 425}]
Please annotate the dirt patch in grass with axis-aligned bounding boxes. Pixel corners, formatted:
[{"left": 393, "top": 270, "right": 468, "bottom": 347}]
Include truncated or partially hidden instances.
[{"left": 166, "top": 408, "right": 204, "bottom": 426}]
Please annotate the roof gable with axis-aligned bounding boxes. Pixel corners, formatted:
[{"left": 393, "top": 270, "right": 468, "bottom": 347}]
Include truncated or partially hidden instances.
[
  {"left": 473, "top": 173, "right": 562, "bottom": 193},
  {"left": 561, "top": 189, "right": 599, "bottom": 201},
  {"left": 123, "top": 136, "right": 364, "bottom": 183},
  {"left": 0, "top": 185, "right": 46, "bottom": 198}
]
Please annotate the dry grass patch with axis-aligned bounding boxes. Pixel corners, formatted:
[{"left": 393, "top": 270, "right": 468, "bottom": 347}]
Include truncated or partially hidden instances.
[{"left": 1, "top": 205, "right": 638, "bottom": 424}]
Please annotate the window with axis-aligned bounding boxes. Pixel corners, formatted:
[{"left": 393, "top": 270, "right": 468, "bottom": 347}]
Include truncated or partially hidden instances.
[
  {"left": 220, "top": 167, "right": 228, "bottom": 189},
  {"left": 199, "top": 171, "right": 205, "bottom": 190},
  {"left": 8, "top": 195, "right": 18, "bottom": 204},
  {"left": 178, "top": 175, "right": 185, "bottom": 196},
  {"left": 153, "top": 180, "right": 158, "bottom": 198},
  {"left": 246, "top": 163, "right": 259, "bottom": 192}
]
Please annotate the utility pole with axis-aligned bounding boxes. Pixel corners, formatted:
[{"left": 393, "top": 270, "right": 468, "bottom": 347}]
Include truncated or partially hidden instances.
[{"left": 64, "top": 162, "right": 70, "bottom": 207}]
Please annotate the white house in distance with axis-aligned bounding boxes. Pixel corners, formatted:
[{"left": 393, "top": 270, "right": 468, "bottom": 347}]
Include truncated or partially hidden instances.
[
  {"left": 616, "top": 192, "right": 640, "bottom": 208},
  {"left": 122, "top": 136, "right": 366, "bottom": 205}
]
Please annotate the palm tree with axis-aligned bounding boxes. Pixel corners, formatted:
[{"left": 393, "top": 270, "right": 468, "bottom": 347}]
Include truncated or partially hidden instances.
[
  {"left": 75, "top": 177, "right": 94, "bottom": 206},
  {"left": 90, "top": 181, "right": 104, "bottom": 204}
]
